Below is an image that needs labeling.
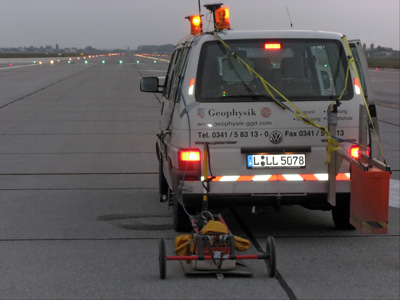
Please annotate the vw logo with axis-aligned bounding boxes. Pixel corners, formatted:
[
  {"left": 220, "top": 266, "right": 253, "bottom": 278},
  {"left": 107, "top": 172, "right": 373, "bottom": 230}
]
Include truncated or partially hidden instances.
[{"left": 269, "top": 131, "right": 283, "bottom": 144}]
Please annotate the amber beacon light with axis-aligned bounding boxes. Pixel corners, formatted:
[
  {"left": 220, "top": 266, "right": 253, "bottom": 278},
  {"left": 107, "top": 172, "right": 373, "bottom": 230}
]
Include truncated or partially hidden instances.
[
  {"left": 204, "top": 3, "right": 231, "bottom": 31},
  {"left": 186, "top": 15, "right": 203, "bottom": 35},
  {"left": 215, "top": 6, "right": 230, "bottom": 30}
]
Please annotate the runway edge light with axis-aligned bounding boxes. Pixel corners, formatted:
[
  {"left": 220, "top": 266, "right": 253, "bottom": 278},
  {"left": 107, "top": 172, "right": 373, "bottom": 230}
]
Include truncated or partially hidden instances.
[{"left": 185, "top": 15, "right": 203, "bottom": 35}]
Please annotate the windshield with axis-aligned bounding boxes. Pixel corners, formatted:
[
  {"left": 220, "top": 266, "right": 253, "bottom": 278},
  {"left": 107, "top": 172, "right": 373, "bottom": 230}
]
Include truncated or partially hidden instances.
[{"left": 196, "top": 39, "right": 353, "bottom": 102}]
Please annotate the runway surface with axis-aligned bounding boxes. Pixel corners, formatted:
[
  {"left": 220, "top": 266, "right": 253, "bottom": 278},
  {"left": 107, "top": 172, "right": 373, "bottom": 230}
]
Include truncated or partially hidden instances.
[{"left": 0, "top": 55, "right": 398, "bottom": 299}]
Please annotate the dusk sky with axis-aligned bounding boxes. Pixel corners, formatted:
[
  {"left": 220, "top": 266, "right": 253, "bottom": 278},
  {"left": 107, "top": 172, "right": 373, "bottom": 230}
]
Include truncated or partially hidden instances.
[{"left": 1, "top": 0, "right": 399, "bottom": 50}]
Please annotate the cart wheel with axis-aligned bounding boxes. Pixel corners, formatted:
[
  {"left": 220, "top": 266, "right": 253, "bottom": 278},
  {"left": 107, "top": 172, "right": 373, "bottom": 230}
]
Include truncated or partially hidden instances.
[
  {"left": 159, "top": 238, "right": 167, "bottom": 279},
  {"left": 266, "top": 236, "right": 276, "bottom": 278}
]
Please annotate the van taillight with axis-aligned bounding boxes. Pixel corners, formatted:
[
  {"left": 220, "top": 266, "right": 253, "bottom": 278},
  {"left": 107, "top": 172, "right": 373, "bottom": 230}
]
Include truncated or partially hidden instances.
[
  {"left": 178, "top": 149, "right": 201, "bottom": 170},
  {"left": 350, "top": 146, "right": 360, "bottom": 159}
]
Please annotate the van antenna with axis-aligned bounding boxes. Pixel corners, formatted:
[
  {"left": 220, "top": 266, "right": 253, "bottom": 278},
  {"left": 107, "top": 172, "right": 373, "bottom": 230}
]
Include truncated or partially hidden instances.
[{"left": 285, "top": 5, "right": 294, "bottom": 29}]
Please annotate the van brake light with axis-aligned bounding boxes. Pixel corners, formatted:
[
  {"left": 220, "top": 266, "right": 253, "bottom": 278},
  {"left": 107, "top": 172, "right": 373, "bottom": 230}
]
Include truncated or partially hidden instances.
[
  {"left": 265, "top": 43, "right": 281, "bottom": 50},
  {"left": 180, "top": 150, "right": 200, "bottom": 162},
  {"left": 350, "top": 146, "right": 360, "bottom": 158},
  {"left": 178, "top": 149, "right": 201, "bottom": 170}
]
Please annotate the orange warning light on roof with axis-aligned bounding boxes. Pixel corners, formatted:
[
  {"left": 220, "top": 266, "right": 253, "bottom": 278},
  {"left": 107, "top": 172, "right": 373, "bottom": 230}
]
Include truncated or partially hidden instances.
[
  {"left": 265, "top": 43, "right": 281, "bottom": 50},
  {"left": 215, "top": 6, "right": 231, "bottom": 30},
  {"left": 186, "top": 15, "right": 203, "bottom": 35},
  {"left": 192, "top": 15, "right": 201, "bottom": 26}
]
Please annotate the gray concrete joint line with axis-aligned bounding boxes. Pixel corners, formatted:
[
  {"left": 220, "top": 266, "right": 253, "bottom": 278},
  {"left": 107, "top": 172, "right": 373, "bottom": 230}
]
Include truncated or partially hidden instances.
[{"left": 0, "top": 64, "right": 97, "bottom": 110}]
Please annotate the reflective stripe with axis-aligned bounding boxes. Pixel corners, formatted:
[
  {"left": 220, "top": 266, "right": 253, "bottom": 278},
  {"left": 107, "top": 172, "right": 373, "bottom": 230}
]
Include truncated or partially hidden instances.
[
  {"left": 201, "top": 173, "right": 350, "bottom": 182},
  {"left": 219, "top": 176, "right": 239, "bottom": 182},
  {"left": 237, "top": 175, "right": 255, "bottom": 181},
  {"left": 336, "top": 173, "right": 351, "bottom": 180},
  {"left": 282, "top": 174, "right": 304, "bottom": 181},
  {"left": 252, "top": 175, "right": 272, "bottom": 181},
  {"left": 268, "top": 175, "right": 280, "bottom": 181},
  {"left": 314, "top": 173, "right": 329, "bottom": 181},
  {"left": 300, "top": 174, "right": 319, "bottom": 181}
]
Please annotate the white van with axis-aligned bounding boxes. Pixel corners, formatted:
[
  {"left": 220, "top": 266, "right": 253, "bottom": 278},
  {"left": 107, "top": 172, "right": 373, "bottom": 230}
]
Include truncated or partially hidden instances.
[{"left": 141, "top": 14, "right": 382, "bottom": 232}]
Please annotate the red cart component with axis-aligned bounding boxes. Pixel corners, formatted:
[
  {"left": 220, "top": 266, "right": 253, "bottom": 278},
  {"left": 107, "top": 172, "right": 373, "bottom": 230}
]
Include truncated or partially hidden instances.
[{"left": 350, "top": 163, "right": 390, "bottom": 234}]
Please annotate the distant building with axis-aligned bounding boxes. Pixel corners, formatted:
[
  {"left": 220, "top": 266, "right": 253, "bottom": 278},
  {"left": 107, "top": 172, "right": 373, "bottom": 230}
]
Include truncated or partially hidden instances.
[{"left": 366, "top": 45, "right": 399, "bottom": 58}]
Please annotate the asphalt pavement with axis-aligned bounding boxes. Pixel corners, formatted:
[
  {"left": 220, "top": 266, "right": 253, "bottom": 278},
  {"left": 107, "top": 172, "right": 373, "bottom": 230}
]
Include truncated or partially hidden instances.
[{"left": 0, "top": 56, "right": 398, "bottom": 299}]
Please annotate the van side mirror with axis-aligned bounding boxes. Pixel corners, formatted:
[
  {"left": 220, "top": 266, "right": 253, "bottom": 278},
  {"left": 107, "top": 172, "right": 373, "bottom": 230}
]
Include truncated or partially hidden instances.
[
  {"left": 321, "top": 71, "right": 330, "bottom": 89},
  {"left": 140, "top": 77, "right": 162, "bottom": 93}
]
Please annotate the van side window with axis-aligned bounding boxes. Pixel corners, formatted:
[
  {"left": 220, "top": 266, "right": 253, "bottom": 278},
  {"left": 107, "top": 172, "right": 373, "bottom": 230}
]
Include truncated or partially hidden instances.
[
  {"left": 169, "top": 47, "right": 191, "bottom": 102},
  {"left": 163, "top": 50, "right": 182, "bottom": 100},
  {"left": 349, "top": 44, "right": 368, "bottom": 99}
]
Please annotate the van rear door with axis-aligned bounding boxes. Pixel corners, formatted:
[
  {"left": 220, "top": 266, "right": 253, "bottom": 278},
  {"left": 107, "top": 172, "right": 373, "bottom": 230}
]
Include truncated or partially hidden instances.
[{"left": 348, "top": 40, "right": 382, "bottom": 160}]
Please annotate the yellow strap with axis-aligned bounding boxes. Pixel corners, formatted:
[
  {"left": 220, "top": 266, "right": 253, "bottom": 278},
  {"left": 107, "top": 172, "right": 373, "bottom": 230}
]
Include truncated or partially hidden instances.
[{"left": 203, "top": 148, "right": 208, "bottom": 179}]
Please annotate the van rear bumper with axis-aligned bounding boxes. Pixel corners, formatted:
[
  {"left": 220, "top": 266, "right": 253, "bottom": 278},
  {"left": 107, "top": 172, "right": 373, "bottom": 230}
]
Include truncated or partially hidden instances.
[
  {"left": 179, "top": 192, "right": 344, "bottom": 210},
  {"left": 180, "top": 179, "right": 350, "bottom": 194},
  {"left": 178, "top": 180, "right": 350, "bottom": 209}
]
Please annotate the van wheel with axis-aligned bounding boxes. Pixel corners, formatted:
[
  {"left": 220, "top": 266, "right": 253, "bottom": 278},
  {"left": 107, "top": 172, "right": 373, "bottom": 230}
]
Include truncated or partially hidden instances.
[
  {"left": 173, "top": 195, "right": 194, "bottom": 232},
  {"left": 332, "top": 194, "right": 355, "bottom": 230}
]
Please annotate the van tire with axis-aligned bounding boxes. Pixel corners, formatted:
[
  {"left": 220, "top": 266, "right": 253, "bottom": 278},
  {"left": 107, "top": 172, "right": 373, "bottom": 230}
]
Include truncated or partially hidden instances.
[
  {"left": 173, "top": 195, "right": 194, "bottom": 232},
  {"left": 332, "top": 194, "right": 355, "bottom": 230}
]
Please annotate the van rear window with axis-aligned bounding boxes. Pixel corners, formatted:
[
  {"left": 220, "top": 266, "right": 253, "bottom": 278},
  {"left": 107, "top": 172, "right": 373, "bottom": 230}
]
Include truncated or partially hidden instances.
[{"left": 196, "top": 39, "right": 353, "bottom": 102}]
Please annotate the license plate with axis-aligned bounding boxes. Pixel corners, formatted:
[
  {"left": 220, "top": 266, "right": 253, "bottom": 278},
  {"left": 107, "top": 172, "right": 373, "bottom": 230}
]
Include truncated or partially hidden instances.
[{"left": 247, "top": 154, "right": 306, "bottom": 168}]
